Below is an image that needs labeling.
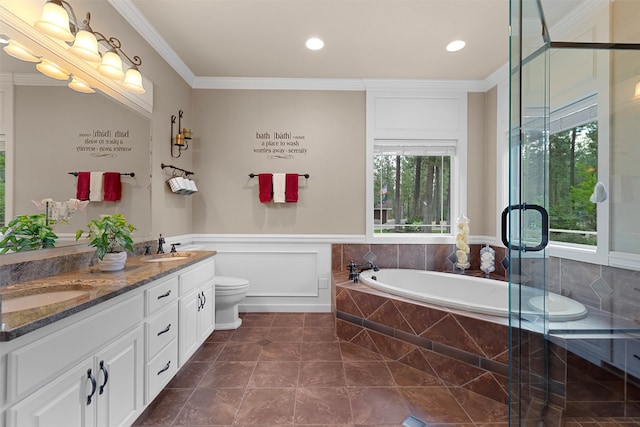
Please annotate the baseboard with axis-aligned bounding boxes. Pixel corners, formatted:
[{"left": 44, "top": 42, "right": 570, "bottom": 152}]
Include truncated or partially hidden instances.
[{"left": 239, "top": 303, "right": 332, "bottom": 313}]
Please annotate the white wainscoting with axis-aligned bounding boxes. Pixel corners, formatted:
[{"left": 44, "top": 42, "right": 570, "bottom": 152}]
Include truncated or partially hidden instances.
[{"left": 175, "top": 235, "right": 349, "bottom": 313}]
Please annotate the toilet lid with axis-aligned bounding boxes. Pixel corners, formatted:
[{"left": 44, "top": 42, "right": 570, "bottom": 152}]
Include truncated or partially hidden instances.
[{"left": 214, "top": 276, "right": 250, "bottom": 289}]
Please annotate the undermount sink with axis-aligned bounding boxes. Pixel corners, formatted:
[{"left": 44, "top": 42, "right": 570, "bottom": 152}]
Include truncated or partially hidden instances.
[
  {"left": 142, "top": 252, "right": 193, "bottom": 263},
  {"left": 3, "top": 290, "right": 91, "bottom": 313}
]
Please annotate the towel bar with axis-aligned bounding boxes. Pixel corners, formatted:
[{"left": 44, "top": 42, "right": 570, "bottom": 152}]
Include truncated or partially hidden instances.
[
  {"left": 69, "top": 172, "right": 135, "bottom": 177},
  {"left": 249, "top": 173, "right": 309, "bottom": 178}
]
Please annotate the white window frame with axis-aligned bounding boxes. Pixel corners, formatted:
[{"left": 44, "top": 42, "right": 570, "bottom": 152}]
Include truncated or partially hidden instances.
[
  {"left": 365, "top": 88, "right": 467, "bottom": 244},
  {"left": 547, "top": 92, "right": 610, "bottom": 266}
]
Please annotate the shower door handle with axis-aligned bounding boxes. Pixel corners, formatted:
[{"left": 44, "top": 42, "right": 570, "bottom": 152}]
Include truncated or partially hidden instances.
[{"left": 501, "top": 204, "right": 549, "bottom": 252}]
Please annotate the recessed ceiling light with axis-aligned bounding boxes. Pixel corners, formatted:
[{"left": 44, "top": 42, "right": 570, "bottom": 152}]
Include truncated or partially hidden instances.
[
  {"left": 446, "top": 40, "right": 466, "bottom": 52},
  {"left": 306, "top": 37, "right": 324, "bottom": 51}
]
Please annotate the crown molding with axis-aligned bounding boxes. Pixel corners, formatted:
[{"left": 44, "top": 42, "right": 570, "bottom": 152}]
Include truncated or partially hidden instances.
[
  {"left": 192, "top": 77, "right": 366, "bottom": 91},
  {"left": 108, "top": 0, "right": 196, "bottom": 86}
]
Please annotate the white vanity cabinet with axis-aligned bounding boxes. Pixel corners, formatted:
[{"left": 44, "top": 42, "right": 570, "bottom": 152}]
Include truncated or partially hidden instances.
[
  {"left": 4, "top": 294, "right": 145, "bottom": 427},
  {"left": 178, "top": 259, "right": 215, "bottom": 366},
  {"left": 0, "top": 253, "right": 216, "bottom": 427}
]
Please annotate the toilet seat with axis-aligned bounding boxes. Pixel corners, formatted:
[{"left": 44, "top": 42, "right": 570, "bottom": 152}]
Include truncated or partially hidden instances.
[{"left": 214, "top": 276, "right": 249, "bottom": 291}]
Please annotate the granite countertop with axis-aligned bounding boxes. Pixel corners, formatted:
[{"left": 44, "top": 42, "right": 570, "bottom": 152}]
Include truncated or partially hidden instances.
[{"left": 0, "top": 251, "right": 216, "bottom": 341}]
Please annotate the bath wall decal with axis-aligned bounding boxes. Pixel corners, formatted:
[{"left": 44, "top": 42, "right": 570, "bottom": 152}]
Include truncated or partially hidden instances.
[
  {"left": 253, "top": 130, "right": 308, "bottom": 159},
  {"left": 75, "top": 128, "right": 135, "bottom": 157}
]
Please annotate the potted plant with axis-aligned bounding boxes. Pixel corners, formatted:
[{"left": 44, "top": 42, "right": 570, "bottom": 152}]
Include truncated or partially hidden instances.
[
  {"left": 76, "top": 214, "right": 136, "bottom": 271},
  {"left": 0, "top": 213, "right": 58, "bottom": 253}
]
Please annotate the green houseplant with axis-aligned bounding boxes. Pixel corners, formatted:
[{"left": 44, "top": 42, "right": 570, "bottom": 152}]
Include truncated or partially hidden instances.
[
  {"left": 76, "top": 214, "right": 136, "bottom": 271},
  {"left": 0, "top": 213, "right": 58, "bottom": 253}
]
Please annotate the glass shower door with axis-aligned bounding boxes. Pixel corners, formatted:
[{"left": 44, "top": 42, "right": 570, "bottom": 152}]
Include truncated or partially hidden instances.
[{"left": 508, "top": 0, "right": 554, "bottom": 425}]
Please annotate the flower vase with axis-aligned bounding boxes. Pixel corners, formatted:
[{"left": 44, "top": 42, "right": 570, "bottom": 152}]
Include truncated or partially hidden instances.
[{"left": 455, "top": 215, "right": 470, "bottom": 272}]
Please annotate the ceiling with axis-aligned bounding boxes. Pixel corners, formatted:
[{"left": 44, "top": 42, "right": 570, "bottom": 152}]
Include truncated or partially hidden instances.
[{"left": 116, "top": 0, "right": 513, "bottom": 86}]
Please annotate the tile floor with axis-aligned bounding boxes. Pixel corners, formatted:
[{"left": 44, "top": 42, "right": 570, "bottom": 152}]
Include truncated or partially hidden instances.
[{"left": 133, "top": 312, "right": 512, "bottom": 426}]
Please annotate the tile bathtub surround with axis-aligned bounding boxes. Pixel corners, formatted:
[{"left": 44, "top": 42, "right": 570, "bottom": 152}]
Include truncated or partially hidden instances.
[
  {"left": 335, "top": 278, "right": 511, "bottom": 407},
  {"left": 133, "top": 312, "right": 510, "bottom": 426}
]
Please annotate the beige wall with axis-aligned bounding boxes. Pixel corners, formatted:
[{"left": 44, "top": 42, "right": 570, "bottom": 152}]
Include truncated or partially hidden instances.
[
  {"left": 191, "top": 90, "right": 366, "bottom": 234},
  {"left": 467, "top": 89, "right": 498, "bottom": 237}
]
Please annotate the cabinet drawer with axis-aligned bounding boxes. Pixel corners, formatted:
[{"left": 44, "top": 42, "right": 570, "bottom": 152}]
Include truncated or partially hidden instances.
[
  {"left": 146, "top": 276, "right": 178, "bottom": 315},
  {"left": 179, "top": 260, "right": 215, "bottom": 295},
  {"left": 146, "top": 303, "right": 178, "bottom": 361},
  {"left": 146, "top": 339, "right": 178, "bottom": 404}
]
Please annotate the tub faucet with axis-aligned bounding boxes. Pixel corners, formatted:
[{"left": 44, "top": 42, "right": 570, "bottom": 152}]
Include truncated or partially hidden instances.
[{"left": 347, "top": 260, "right": 379, "bottom": 283}]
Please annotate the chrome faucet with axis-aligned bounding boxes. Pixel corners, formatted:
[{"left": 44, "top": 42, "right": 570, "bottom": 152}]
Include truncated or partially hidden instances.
[{"left": 347, "top": 260, "right": 379, "bottom": 283}]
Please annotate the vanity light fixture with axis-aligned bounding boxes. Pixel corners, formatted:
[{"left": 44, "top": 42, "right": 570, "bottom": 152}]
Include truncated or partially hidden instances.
[
  {"left": 68, "top": 13, "right": 101, "bottom": 63},
  {"left": 3, "top": 39, "right": 41, "bottom": 62},
  {"left": 31, "top": 0, "right": 145, "bottom": 93},
  {"left": 170, "top": 110, "right": 193, "bottom": 158},
  {"left": 68, "top": 74, "right": 95, "bottom": 93},
  {"left": 36, "top": 58, "right": 69, "bottom": 80},
  {"left": 634, "top": 80, "right": 640, "bottom": 100},
  {"left": 34, "top": 0, "right": 75, "bottom": 42}
]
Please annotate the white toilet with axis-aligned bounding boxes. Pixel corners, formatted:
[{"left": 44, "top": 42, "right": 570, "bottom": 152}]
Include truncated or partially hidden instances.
[{"left": 213, "top": 276, "right": 250, "bottom": 330}]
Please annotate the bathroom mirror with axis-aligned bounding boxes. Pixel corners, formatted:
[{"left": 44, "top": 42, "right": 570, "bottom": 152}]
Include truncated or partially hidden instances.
[{"left": 0, "top": 10, "right": 152, "bottom": 255}]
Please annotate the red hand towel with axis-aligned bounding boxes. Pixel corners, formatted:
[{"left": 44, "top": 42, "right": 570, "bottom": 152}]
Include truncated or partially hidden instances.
[
  {"left": 103, "top": 172, "right": 122, "bottom": 201},
  {"left": 258, "top": 173, "right": 273, "bottom": 203},
  {"left": 76, "top": 171, "right": 90, "bottom": 201},
  {"left": 285, "top": 173, "right": 299, "bottom": 202}
]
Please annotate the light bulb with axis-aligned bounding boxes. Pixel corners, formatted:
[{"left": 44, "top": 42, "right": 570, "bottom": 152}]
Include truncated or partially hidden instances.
[
  {"left": 122, "top": 67, "right": 145, "bottom": 94},
  {"left": 69, "top": 29, "right": 101, "bottom": 63},
  {"left": 97, "top": 50, "right": 125, "bottom": 81},
  {"left": 34, "top": 1, "right": 74, "bottom": 42},
  {"left": 68, "top": 75, "right": 95, "bottom": 93},
  {"left": 36, "top": 58, "right": 69, "bottom": 80},
  {"left": 3, "top": 40, "right": 40, "bottom": 62}
]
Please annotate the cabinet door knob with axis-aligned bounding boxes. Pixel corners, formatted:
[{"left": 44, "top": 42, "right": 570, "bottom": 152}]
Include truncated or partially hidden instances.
[
  {"left": 201, "top": 291, "right": 206, "bottom": 307},
  {"left": 157, "top": 324, "right": 172, "bottom": 336},
  {"left": 86, "top": 368, "right": 97, "bottom": 405},
  {"left": 99, "top": 360, "right": 109, "bottom": 395}
]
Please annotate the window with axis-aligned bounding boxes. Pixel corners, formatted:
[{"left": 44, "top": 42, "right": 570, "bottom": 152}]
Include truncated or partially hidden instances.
[
  {"left": 372, "top": 141, "right": 455, "bottom": 235},
  {"left": 548, "top": 95, "right": 598, "bottom": 246}
]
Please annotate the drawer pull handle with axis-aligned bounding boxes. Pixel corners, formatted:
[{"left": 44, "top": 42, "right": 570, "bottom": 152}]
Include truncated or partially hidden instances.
[
  {"left": 633, "top": 354, "right": 640, "bottom": 361},
  {"left": 99, "top": 360, "right": 109, "bottom": 395},
  {"left": 157, "top": 290, "right": 172, "bottom": 299},
  {"left": 201, "top": 291, "right": 206, "bottom": 307},
  {"left": 157, "top": 324, "right": 172, "bottom": 336},
  {"left": 86, "top": 368, "right": 97, "bottom": 405},
  {"left": 157, "top": 361, "right": 171, "bottom": 375}
]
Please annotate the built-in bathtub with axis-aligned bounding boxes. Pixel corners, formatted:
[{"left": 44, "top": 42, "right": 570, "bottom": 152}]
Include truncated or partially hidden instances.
[{"left": 359, "top": 269, "right": 588, "bottom": 322}]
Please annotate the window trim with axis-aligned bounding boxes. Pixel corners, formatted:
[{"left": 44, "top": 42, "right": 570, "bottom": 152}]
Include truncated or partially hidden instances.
[
  {"left": 365, "top": 89, "right": 468, "bottom": 244},
  {"left": 546, "top": 91, "right": 610, "bottom": 266}
]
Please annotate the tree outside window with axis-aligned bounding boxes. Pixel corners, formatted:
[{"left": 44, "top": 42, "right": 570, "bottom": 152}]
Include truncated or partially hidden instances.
[{"left": 373, "top": 149, "right": 451, "bottom": 234}]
